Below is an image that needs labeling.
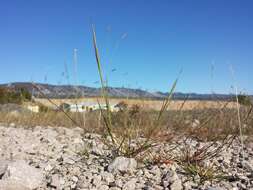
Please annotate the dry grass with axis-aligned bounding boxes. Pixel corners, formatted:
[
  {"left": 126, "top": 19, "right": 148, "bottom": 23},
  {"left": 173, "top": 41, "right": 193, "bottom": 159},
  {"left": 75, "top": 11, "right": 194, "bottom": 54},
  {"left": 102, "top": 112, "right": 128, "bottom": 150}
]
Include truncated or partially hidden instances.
[
  {"left": 1, "top": 103, "right": 251, "bottom": 137},
  {"left": 35, "top": 98, "right": 238, "bottom": 111}
]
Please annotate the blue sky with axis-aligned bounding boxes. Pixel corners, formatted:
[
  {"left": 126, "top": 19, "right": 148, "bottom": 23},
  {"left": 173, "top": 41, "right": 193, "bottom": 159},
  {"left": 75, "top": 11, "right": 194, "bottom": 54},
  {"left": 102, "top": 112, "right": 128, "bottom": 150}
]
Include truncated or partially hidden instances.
[{"left": 0, "top": 0, "right": 252, "bottom": 94}]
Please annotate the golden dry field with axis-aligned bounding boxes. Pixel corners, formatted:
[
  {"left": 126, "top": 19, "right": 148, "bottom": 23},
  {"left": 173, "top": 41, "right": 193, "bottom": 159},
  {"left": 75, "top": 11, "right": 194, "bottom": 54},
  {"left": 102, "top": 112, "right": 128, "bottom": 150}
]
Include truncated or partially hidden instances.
[{"left": 35, "top": 97, "right": 237, "bottom": 111}]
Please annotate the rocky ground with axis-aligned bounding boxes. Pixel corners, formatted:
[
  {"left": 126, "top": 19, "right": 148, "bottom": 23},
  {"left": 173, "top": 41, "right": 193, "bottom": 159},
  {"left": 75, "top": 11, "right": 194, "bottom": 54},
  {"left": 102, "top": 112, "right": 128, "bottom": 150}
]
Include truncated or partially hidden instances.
[{"left": 0, "top": 125, "right": 253, "bottom": 190}]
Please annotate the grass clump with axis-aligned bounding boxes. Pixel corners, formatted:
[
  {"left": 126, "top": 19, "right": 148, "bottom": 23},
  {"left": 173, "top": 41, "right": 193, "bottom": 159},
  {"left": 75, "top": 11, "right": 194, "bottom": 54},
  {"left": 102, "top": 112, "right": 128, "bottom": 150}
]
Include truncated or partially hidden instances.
[
  {"left": 171, "top": 136, "right": 234, "bottom": 185},
  {"left": 181, "top": 162, "right": 226, "bottom": 185},
  {"left": 92, "top": 25, "right": 179, "bottom": 158}
]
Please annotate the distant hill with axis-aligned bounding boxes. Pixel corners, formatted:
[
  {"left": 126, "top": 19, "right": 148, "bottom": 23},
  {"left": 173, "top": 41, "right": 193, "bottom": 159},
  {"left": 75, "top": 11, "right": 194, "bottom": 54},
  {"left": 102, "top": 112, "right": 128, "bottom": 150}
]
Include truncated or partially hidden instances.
[{"left": 0, "top": 82, "right": 240, "bottom": 100}]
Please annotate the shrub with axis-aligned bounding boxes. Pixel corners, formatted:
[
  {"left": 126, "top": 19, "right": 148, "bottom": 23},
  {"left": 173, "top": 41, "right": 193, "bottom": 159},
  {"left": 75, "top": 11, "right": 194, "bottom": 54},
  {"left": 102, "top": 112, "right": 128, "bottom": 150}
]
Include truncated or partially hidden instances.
[
  {"left": 0, "top": 87, "right": 32, "bottom": 104},
  {"left": 39, "top": 104, "right": 52, "bottom": 112},
  {"left": 237, "top": 95, "right": 252, "bottom": 106},
  {"left": 115, "top": 101, "right": 128, "bottom": 112},
  {"left": 20, "top": 88, "right": 32, "bottom": 101}
]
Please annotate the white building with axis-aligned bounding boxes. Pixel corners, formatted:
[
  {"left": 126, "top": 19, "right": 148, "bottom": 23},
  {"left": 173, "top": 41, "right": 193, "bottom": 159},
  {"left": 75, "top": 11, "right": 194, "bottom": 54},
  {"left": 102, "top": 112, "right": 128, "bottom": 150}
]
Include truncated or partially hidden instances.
[{"left": 61, "top": 102, "right": 119, "bottom": 113}]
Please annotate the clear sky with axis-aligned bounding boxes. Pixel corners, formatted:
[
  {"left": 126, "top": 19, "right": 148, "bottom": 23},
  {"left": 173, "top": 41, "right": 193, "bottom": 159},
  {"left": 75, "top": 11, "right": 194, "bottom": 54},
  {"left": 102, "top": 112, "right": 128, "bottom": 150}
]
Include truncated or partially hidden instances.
[{"left": 0, "top": 0, "right": 252, "bottom": 94}]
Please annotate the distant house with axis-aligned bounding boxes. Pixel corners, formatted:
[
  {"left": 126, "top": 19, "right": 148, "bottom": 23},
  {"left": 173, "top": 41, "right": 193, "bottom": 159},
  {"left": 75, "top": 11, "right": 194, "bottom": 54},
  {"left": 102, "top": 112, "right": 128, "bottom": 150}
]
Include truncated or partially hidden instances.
[
  {"left": 59, "top": 102, "right": 119, "bottom": 112},
  {"left": 59, "top": 103, "right": 85, "bottom": 112}
]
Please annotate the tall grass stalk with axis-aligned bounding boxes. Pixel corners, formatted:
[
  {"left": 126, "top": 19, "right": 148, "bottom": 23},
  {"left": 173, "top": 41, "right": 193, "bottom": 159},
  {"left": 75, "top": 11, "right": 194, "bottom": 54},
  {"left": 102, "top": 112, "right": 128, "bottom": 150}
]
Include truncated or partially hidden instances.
[
  {"left": 230, "top": 65, "right": 244, "bottom": 159},
  {"left": 92, "top": 25, "right": 114, "bottom": 144}
]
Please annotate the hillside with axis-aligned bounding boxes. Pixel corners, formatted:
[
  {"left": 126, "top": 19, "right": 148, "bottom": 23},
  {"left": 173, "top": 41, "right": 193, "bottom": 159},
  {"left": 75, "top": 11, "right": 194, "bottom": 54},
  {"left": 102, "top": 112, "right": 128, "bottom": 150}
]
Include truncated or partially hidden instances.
[{"left": 0, "top": 82, "right": 237, "bottom": 100}]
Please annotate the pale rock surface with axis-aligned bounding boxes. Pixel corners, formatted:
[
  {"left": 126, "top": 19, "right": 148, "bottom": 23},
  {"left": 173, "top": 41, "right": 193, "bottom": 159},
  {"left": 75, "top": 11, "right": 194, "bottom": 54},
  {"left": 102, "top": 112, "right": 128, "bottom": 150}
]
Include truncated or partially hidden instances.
[
  {"left": 1, "top": 160, "right": 43, "bottom": 189},
  {"left": 107, "top": 157, "right": 137, "bottom": 173}
]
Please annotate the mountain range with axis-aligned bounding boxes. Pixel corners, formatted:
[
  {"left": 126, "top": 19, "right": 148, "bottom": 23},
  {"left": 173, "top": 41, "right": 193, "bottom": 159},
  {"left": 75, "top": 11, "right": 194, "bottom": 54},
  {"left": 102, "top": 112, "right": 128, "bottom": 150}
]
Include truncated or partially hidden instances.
[{"left": 0, "top": 82, "right": 239, "bottom": 100}]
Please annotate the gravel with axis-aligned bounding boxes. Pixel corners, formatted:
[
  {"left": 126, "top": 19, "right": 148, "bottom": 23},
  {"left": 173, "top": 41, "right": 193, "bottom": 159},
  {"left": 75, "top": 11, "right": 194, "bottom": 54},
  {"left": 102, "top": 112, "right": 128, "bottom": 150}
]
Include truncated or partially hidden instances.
[{"left": 0, "top": 125, "right": 252, "bottom": 190}]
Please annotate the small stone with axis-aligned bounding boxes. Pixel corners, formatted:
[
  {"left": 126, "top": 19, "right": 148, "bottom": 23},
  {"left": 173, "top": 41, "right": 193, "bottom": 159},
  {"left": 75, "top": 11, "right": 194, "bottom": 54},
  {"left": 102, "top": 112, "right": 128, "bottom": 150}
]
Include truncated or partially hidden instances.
[
  {"left": 207, "top": 187, "right": 225, "bottom": 190},
  {"left": 136, "top": 170, "right": 143, "bottom": 176},
  {"left": 115, "top": 179, "right": 123, "bottom": 188},
  {"left": 107, "top": 157, "right": 137, "bottom": 173},
  {"left": 73, "top": 138, "right": 83, "bottom": 144},
  {"left": 50, "top": 174, "right": 60, "bottom": 188},
  {"left": 242, "top": 160, "right": 253, "bottom": 172},
  {"left": 162, "top": 180, "right": 170, "bottom": 188},
  {"left": 135, "top": 181, "right": 145, "bottom": 189},
  {"left": 70, "top": 183, "right": 77, "bottom": 189},
  {"left": 92, "top": 174, "right": 102, "bottom": 187},
  {"left": 153, "top": 185, "right": 164, "bottom": 190},
  {"left": 71, "top": 176, "right": 78, "bottom": 183},
  {"left": 191, "top": 119, "right": 200, "bottom": 128},
  {"left": 71, "top": 166, "right": 81, "bottom": 175},
  {"left": 91, "top": 145, "right": 104, "bottom": 156},
  {"left": 170, "top": 180, "right": 183, "bottom": 190},
  {"left": 63, "top": 157, "right": 75, "bottom": 165},
  {"left": 162, "top": 170, "right": 182, "bottom": 190},
  {"left": 149, "top": 165, "right": 161, "bottom": 176},
  {"left": 122, "top": 178, "right": 137, "bottom": 190},
  {"left": 98, "top": 184, "right": 109, "bottom": 190},
  {"left": 183, "top": 181, "right": 192, "bottom": 190},
  {"left": 109, "top": 187, "right": 121, "bottom": 190},
  {"left": 45, "top": 164, "right": 53, "bottom": 172},
  {"left": 60, "top": 178, "right": 65, "bottom": 185},
  {"left": 101, "top": 171, "right": 114, "bottom": 184}
]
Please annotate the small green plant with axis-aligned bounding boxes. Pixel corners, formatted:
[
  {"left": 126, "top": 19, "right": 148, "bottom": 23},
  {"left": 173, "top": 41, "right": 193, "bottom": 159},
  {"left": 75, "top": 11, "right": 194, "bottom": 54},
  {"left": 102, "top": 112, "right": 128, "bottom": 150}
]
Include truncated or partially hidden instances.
[
  {"left": 173, "top": 136, "right": 233, "bottom": 184},
  {"left": 77, "top": 143, "right": 91, "bottom": 159},
  {"left": 181, "top": 162, "right": 225, "bottom": 185}
]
